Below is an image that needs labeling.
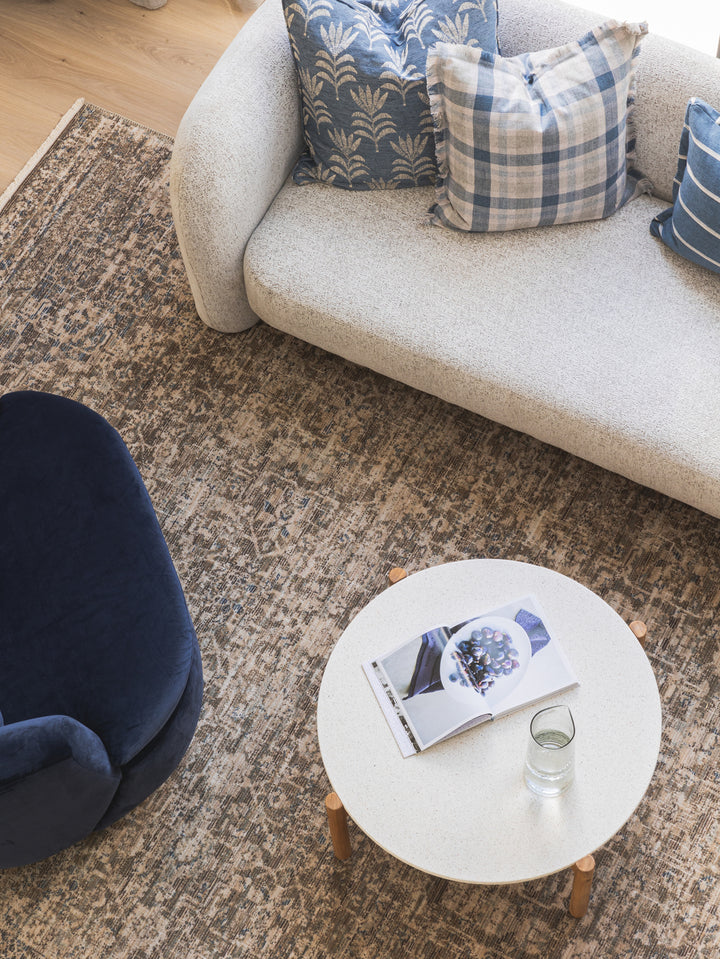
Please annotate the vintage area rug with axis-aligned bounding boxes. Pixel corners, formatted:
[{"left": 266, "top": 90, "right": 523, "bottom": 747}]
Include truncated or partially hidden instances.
[{"left": 1, "top": 101, "right": 719, "bottom": 959}]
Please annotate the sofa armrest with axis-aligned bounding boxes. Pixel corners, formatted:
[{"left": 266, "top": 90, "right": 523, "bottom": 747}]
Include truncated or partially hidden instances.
[{"left": 170, "top": 0, "right": 303, "bottom": 333}]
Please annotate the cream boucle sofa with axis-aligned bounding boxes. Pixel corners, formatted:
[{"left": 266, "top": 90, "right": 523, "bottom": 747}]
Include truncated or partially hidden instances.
[{"left": 169, "top": 0, "right": 720, "bottom": 519}]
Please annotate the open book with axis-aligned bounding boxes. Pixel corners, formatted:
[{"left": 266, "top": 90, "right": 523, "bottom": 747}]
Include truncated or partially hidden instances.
[{"left": 363, "top": 594, "right": 578, "bottom": 757}]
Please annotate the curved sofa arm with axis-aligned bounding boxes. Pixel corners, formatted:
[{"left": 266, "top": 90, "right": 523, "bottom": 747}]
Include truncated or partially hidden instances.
[
  {"left": 0, "top": 716, "right": 121, "bottom": 867},
  {"left": 170, "top": 0, "right": 303, "bottom": 333}
]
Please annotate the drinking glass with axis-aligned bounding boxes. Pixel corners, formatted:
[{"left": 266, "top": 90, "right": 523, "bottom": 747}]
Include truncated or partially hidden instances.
[{"left": 524, "top": 704, "right": 575, "bottom": 797}]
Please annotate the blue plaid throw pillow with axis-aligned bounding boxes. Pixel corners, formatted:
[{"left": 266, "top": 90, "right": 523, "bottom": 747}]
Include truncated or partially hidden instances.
[
  {"left": 650, "top": 99, "right": 720, "bottom": 274},
  {"left": 426, "top": 20, "right": 650, "bottom": 231},
  {"left": 284, "top": 0, "right": 498, "bottom": 190}
]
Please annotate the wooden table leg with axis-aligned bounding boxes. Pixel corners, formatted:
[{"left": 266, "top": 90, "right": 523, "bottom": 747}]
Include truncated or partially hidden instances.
[
  {"left": 388, "top": 567, "right": 408, "bottom": 585},
  {"left": 629, "top": 620, "right": 648, "bottom": 649},
  {"left": 569, "top": 854, "right": 595, "bottom": 918},
  {"left": 325, "top": 791, "right": 352, "bottom": 860}
]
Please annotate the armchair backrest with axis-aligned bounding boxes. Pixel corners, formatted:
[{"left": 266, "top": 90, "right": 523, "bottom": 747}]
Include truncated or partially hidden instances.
[{"left": 0, "top": 392, "right": 198, "bottom": 767}]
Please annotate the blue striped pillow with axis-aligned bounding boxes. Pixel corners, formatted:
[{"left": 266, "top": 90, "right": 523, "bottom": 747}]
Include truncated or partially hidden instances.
[{"left": 650, "top": 99, "right": 720, "bottom": 274}]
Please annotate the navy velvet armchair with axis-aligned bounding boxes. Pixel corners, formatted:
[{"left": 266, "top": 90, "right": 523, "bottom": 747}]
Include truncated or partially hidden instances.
[{"left": 0, "top": 391, "right": 203, "bottom": 868}]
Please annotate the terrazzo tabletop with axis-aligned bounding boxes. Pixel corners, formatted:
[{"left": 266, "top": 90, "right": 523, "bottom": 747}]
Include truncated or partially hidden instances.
[{"left": 317, "top": 559, "right": 662, "bottom": 884}]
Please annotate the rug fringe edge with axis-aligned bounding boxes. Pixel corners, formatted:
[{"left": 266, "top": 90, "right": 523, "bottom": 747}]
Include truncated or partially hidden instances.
[{"left": 0, "top": 98, "right": 86, "bottom": 216}]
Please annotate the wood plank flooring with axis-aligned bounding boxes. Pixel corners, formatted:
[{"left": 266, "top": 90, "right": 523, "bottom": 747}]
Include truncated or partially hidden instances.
[{"left": 0, "top": 0, "right": 251, "bottom": 191}]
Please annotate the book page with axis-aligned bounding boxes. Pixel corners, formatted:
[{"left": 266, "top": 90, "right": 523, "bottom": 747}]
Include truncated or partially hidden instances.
[{"left": 365, "top": 625, "right": 493, "bottom": 755}]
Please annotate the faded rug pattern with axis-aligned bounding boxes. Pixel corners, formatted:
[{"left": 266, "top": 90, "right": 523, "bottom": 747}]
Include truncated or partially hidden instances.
[{"left": 1, "top": 103, "right": 719, "bottom": 959}]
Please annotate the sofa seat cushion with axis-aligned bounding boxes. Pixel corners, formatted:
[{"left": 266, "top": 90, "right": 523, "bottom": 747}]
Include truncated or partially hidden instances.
[{"left": 244, "top": 180, "right": 720, "bottom": 517}]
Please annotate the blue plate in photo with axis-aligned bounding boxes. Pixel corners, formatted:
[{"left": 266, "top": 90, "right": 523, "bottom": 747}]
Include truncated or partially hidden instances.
[{"left": 439, "top": 615, "right": 531, "bottom": 710}]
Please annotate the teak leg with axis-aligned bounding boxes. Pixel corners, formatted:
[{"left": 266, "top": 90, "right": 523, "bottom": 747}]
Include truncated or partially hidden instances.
[
  {"left": 325, "top": 791, "right": 352, "bottom": 860},
  {"left": 569, "top": 855, "right": 595, "bottom": 918},
  {"left": 388, "top": 567, "right": 408, "bottom": 585},
  {"left": 629, "top": 620, "right": 648, "bottom": 649}
]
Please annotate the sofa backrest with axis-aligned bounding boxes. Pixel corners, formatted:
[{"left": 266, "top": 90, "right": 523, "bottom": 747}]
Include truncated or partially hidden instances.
[{"left": 498, "top": 0, "right": 720, "bottom": 203}]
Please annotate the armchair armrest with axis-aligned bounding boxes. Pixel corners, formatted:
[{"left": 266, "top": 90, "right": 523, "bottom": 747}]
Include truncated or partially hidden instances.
[
  {"left": 170, "top": 0, "right": 303, "bottom": 333},
  {"left": 0, "top": 716, "right": 120, "bottom": 867}
]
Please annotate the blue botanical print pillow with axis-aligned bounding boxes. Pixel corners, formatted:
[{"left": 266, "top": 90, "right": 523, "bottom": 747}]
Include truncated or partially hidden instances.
[
  {"left": 283, "top": 0, "right": 498, "bottom": 190},
  {"left": 650, "top": 99, "right": 720, "bottom": 274}
]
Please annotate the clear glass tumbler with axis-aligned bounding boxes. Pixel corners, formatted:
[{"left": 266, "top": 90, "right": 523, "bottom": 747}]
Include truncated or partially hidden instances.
[{"left": 524, "top": 704, "right": 575, "bottom": 797}]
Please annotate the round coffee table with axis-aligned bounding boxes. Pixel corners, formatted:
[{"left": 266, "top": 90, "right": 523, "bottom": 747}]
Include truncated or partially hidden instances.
[{"left": 317, "top": 560, "right": 661, "bottom": 916}]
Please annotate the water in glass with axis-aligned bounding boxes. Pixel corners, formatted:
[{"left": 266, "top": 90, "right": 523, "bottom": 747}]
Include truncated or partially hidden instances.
[{"left": 524, "top": 705, "right": 575, "bottom": 797}]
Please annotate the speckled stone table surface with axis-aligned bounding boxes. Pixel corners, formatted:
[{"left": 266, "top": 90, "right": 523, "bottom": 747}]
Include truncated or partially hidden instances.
[{"left": 317, "top": 559, "right": 661, "bottom": 885}]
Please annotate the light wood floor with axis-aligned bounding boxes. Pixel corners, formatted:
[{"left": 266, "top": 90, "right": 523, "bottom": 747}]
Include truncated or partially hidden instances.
[{"left": 0, "top": 0, "right": 251, "bottom": 192}]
